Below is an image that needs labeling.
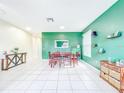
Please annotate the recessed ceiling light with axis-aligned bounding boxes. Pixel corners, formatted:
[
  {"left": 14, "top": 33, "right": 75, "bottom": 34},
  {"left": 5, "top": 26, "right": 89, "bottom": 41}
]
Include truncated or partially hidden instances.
[
  {"left": 60, "top": 26, "right": 65, "bottom": 29},
  {"left": 26, "top": 27, "right": 31, "bottom": 31}
]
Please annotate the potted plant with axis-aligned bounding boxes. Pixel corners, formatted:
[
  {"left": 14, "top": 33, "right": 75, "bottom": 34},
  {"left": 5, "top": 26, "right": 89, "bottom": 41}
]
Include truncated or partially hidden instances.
[{"left": 11, "top": 47, "right": 19, "bottom": 54}]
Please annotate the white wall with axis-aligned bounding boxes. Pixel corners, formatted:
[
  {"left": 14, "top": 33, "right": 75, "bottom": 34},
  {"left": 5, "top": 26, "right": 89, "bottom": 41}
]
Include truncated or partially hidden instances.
[
  {"left": 0, "top": 20, "right": 33, "bottom": 61},
  {"left": 41, "top": 33, "right": 42, "bottom": 59},
  {"left": 32, "top": 34, "right": 42, "bottom": 62}
]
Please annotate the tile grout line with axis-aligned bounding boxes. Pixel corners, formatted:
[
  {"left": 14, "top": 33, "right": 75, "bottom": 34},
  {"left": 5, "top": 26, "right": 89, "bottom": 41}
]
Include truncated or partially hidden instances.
[
  {"left": 56, "top": 66, "right": 61, "bottom": 93},
  {"left": 67, "top": 68, "right": 74, "bottom": 93}
]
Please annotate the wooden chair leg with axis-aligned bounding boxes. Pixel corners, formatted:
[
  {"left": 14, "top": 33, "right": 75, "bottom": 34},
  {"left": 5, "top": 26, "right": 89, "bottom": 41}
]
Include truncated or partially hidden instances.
[
  {"left": 59, "top": 62, "right": 61, "bottom": 68},
  {"left": 52, "top": 63, "right": 54, "bottom": 68},
  {"left": 49, "top": 61, "right": 53, "bottom": 68},
  {"left": 70, "top": 60, "right": 71, "bottom": 66},
  {"left": 73, "top": 61, "right": 75, "bottom": 67},
  {"left": 51, "top": 64, "right": 52, "bottom": 68},
  {"left": 1, "top": 59, "right": 4, "bottom": 70}
]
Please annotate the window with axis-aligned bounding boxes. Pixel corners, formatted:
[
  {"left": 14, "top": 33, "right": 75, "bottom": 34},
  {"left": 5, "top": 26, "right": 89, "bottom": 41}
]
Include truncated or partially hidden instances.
[{"left": 83, "top": 30, "right": 92, "bottom": 57}]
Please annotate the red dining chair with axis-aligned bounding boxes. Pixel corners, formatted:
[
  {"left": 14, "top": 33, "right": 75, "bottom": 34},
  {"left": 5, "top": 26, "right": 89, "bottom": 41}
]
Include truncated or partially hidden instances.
[
  {"left": 48, "top": 52, "right": 61, "bottom": 68},
  {"left": 48, "top": 52, "right": 56, "bottom": 68},
  {"left": 76, "top": 52, "right": 80, "bottom": 64},
  {"left": 62, "top": 52, "right": 71, "bottom": 67},
  {"left": 53, "top": 52, "right": 61, "bottom": 67},
  {"left": 71, "top": 54, "right": 78, "bottom": 67}
]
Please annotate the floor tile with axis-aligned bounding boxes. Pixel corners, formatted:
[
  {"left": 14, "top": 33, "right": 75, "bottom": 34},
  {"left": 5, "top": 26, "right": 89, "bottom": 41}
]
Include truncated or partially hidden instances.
[
  {"left": 41, "top": 90, "right": 56, "bottom": 93},
  {"left": 0, "top": 60, "right": 119, "bottom": 93},
  {"left": 83, "top": 81, "right": 100, "bottom": 90},
  {"left": 69, "top": 75, "right": 80, "bottom": 81},
  {"left": 71, "top": 81, "right": 87, "bottom": 90},
  {"left": 57, "top": 90, "right": 73, "bottom": 93},
  {"left": 73, "top": 90, "right": 89, "bottom": 93},
  {"left": 58, "top": 75, "right": 69, "bottom": 81},
  {"left": 58, "top": 81, "right": 71, "bottom": 90},
  {"left": 7, "top": 90, "right": 25, "bottom": 93},
  {"left": 43, "top": 81, "right": 57, "bottom": 90},
  {"left": 27, "top": 81, "right": 46, "bottom": 90},
  {"left": 25, "top": 90, "right": 41, "bottom": 93}
]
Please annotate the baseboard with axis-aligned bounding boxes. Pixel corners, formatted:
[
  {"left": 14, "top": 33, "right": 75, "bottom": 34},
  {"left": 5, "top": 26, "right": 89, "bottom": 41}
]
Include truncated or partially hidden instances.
[
  {"left": 42, "top": 59, "right": 48, "bottom": 62},
  {"left": 80, "top": 60, "right": 100, "bottom": 74}
]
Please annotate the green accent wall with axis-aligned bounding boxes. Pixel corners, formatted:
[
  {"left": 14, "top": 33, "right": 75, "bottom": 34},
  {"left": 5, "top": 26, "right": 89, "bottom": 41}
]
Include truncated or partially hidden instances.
[
  {"left": 42, "top": 32, "right": 82, "bottom": 59},
  {"left": 82, "top": 0, "right": 124, "bottom": 69}
]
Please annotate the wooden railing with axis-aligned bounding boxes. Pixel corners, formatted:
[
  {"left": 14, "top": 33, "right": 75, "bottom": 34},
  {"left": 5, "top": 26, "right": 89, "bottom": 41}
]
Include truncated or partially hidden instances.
[{"left": 1, "top": 52, "right": 27, "bottom": 70}]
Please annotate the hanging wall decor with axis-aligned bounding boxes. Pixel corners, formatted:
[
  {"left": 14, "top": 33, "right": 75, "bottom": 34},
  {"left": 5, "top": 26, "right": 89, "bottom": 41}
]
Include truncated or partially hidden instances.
[
  {"left": 55, "top": 40, "right": 69, "bottom": 48},
  {"left": 98, "top": 48, "right": 105, "bottom": 54},
  {"left": 92, "top": 43, "right": 98, "bottom": 48},
  {"left": 92, "top": 31, "right": 98, "bottom": 37}
]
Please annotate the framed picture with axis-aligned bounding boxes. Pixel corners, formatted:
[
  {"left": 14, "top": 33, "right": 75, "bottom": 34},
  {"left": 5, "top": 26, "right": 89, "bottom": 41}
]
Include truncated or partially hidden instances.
[{"left": 55, "top": 40, "right": 69, "bottom": 48}]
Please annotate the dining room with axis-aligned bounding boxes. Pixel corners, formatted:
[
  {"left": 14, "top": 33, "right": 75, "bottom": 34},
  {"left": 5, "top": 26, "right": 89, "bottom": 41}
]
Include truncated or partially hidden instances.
[{"left": 0, "top": 0, "right": 123, "bottom": 93}]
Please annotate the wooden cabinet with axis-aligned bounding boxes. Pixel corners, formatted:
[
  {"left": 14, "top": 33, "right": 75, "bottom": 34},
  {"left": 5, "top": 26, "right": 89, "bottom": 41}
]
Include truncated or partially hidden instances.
[
  {"left": 100, "top": 60, "right": 124, "bottom": 93},
  {"left": 109, "top": 69, "right": 120, "bottom": 80},
  {"left": 109, "top": 76, "right": 120, "bottom": 89}
]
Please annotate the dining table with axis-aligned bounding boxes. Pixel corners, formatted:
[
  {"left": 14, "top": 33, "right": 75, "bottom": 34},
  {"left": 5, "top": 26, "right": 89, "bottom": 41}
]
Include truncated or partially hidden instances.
[{"left": 48, "top": 52, "right": 80, "bottom": 68}]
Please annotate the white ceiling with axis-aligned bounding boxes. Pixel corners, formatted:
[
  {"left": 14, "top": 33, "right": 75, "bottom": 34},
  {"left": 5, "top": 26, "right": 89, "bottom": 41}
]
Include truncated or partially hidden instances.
[{"left": 0, "top": 0, "right": 118, "bottom": 33}]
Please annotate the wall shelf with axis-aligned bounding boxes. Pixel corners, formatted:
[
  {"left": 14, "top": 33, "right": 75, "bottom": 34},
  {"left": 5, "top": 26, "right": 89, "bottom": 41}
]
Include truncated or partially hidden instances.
[
  {"left": 107, "top": 31, "right": 122, "bottom": 39},
  {"left": 98, "top": 48, "right": 105, "bottom": 54}
]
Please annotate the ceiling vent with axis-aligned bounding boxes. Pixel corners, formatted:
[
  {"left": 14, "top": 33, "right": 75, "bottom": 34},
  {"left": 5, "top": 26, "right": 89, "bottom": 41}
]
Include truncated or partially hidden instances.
[{"left": 46, "top": 17, "right": 54, "bottom": 22}]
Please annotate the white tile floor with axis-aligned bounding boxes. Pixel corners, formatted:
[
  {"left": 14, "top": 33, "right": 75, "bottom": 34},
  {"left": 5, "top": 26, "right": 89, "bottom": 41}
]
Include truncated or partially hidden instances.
[{"left": 0, "top": 60, "right": 119, "bottom": 93}]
